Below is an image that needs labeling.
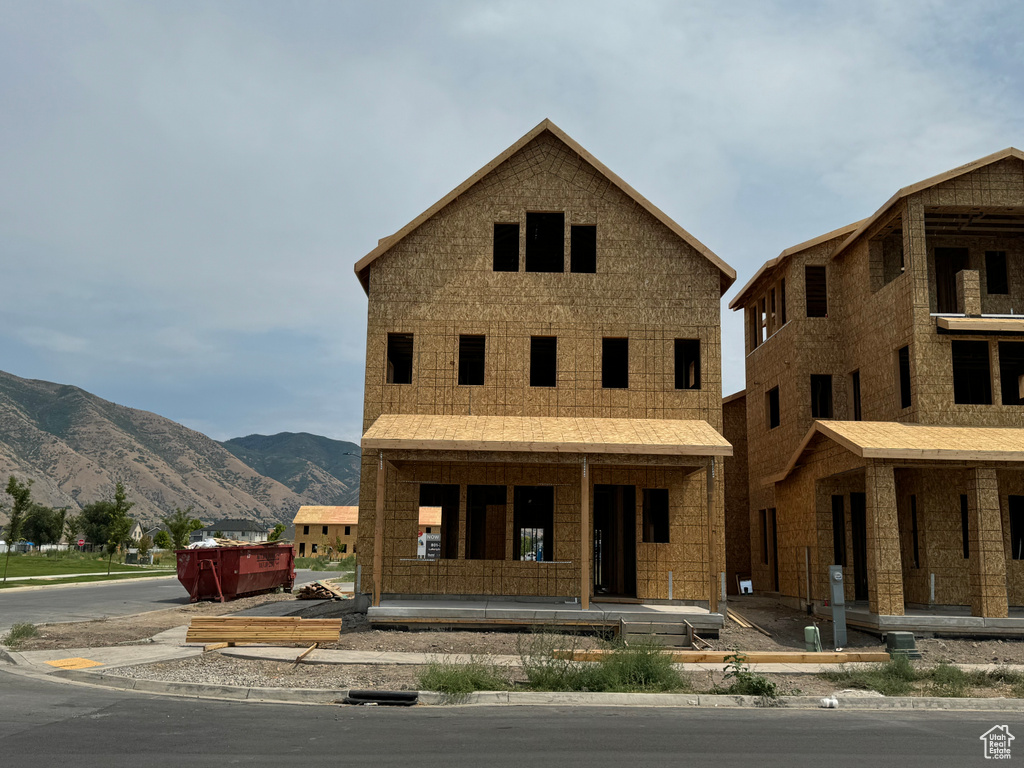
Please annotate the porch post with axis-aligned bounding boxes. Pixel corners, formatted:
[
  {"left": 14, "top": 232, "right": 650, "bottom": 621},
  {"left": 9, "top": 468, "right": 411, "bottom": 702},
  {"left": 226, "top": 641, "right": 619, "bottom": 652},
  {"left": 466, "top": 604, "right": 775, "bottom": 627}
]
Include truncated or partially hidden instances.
[
  {"left": 708, "top": 456, "right": 718, "bottom": 614},
  {"left": 864, "top": 462, "right": 904, "bottom": 616},
  {"left": 967, "top": 467, "right": 1008, "bottom": 618},
  {"left": 372, "top": 450, "right": 387, "bottom": 608},
  {"left": 580, "top": 455, "right": 590, "bottom": 610}
]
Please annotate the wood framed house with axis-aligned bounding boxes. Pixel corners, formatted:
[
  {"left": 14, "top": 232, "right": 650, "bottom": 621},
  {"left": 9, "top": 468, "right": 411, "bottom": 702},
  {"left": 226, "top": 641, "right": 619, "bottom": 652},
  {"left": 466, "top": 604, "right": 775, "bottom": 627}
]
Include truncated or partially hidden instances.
[
  {"left": 354, "top": 119, "right": 736, "bottom": 611},
  {"left": 728, "top": 148, "right": 1024, "bottom": 631}
]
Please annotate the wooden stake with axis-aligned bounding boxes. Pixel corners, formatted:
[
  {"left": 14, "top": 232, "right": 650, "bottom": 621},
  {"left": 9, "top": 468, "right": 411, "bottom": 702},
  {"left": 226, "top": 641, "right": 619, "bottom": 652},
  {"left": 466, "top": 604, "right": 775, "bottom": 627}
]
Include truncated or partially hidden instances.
[{"left": 292, "top": 643, "right": 318, "bottom": 667}]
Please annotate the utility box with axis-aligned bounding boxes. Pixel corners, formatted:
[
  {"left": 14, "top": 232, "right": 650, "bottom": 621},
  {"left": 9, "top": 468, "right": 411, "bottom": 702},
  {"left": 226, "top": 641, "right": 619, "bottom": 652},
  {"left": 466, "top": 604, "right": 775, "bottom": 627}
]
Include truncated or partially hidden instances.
[{"left": 886, "top": 631, "right": 922, "bottom": 659}]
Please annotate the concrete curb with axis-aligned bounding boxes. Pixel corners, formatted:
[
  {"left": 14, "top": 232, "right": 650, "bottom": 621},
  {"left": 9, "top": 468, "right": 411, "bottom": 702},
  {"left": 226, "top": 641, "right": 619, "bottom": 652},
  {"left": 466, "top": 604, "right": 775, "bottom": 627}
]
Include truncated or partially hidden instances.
[
  {"left": 26, "top": 667, "right": 1024, "bottom": 710},
  {"left": 0, "top": 573, "right": 178, "bottom": 593}
]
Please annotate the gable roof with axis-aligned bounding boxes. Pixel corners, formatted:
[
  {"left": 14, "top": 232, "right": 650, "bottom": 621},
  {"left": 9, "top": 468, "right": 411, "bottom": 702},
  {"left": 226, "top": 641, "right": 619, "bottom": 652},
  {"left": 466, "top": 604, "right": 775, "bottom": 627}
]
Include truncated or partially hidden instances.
[
  {"left": 770, "top": 420, "right": 1024, "bottom": 483},
  {"left": 830, "top": 147, "right": 1024, "bottom": 262},
  {"left": 728, "top": 219, "right": 864, "bottom": 310},
  {"left": 354, "top": 118, "right": 736, "bottom": 295}
]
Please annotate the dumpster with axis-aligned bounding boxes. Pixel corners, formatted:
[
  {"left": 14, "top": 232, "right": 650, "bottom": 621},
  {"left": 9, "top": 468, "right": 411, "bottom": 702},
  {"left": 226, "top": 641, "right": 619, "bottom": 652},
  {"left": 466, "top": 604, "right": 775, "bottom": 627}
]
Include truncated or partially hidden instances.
[{"left": 176, "top": 543, "right": 295, "bottom": 603}]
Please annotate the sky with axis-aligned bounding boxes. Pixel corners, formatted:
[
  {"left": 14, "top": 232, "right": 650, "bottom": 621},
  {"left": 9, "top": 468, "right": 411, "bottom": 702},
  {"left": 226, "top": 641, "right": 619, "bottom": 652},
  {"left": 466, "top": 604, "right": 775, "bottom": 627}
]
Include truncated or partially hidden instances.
[{"left": 2, "top": 1, "right": 1023, "bottom": 443}]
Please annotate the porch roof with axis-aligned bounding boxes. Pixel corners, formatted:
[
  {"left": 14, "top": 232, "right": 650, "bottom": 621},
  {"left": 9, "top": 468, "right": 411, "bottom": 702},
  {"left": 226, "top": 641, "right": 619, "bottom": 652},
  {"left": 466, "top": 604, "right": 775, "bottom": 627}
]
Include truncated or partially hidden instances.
[
  {"left": 361, "top": 414, "right": 732, "bottom": 457},
  {"left": 771, "top": 420, "right": 1024, "bottom": 483}
]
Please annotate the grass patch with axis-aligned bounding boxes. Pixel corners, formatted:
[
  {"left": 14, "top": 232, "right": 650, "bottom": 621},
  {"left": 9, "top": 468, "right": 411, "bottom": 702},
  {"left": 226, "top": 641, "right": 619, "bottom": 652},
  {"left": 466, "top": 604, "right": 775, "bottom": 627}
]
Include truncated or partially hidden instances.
[
  {"left": 0, "top": 552, "right": 168, "bottom": 578},
  {"left": 820, "top": 654, "right": 921, "bottom": 697},
  {"left": 2, "top": 622, "right": 39, "bottom": 648},
  {"left": 295, "top": 556, "right": 355, "bottom": 572},
  {"left": 712, "top": 653, "right": 780, "bottom": 699},
  {"left": 0, "top": 571, "right": 176, "bottom": 589},
  {"left": 418, "top": 659, "right": 513, "bottom": 696}
]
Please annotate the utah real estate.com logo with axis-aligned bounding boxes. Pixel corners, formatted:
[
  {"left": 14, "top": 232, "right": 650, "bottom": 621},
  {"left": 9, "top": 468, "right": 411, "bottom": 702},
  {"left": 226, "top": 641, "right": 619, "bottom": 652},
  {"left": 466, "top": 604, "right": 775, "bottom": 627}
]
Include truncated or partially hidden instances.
[{"left": 981, "top": 726, "right": 1014, "bottom": 760}]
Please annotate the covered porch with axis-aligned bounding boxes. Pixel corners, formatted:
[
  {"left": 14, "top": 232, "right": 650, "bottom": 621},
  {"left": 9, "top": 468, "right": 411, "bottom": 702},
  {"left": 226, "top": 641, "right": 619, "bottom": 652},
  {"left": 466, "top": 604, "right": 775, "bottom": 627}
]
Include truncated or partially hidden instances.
[
  {"left": 360, "top": 414, "right": 732, "bottom": 613},
  {"left": 772, "top": 421, "right": 1024, "bottom": 626}
]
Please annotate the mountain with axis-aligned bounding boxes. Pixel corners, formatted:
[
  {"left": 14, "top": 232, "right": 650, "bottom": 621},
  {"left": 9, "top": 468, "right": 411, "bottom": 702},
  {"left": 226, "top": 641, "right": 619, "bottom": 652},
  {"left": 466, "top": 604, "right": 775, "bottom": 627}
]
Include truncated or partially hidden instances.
[
  {"left": 219, "top": 432, "right": 361, "bottom": 506},
  {"left": 0, "top": 370, "right": 322, "bottom": 527}
]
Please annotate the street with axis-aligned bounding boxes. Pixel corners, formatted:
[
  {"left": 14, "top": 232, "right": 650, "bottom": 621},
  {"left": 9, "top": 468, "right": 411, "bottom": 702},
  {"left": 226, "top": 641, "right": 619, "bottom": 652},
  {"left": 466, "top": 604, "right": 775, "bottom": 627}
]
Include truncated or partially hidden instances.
[
  {"left": 0, "top": 671, "right": 1015, "bottom": 767},
  {"left": 0, "top": 570, "right": 323, "bottom": 635}
]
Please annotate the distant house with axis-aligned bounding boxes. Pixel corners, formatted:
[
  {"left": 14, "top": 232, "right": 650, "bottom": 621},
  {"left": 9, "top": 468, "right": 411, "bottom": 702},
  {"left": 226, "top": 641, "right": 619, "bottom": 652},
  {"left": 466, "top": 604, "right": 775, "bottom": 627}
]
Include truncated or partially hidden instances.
[
  {"left": 190, "top": 518, "right": 269, "bottom": 543},
  {"left": 128, "top": 520, "right": 144, "bottom": 543},
  {"left": 293, "top": 506, "right": 359, "bottom": 558}
]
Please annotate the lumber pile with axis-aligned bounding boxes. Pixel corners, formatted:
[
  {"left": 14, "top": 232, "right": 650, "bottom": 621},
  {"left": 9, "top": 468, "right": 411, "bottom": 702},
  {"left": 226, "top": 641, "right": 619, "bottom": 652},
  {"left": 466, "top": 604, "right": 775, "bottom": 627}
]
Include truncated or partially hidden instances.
[
  {"left": 727, "top": 608, "right": 772, "bottom": 637},
  {"left": 295, "top": 580, "right": 350, "bottom": 600},
  {"left": 185, "top": 616, "right": 342, "bottom": 645}
]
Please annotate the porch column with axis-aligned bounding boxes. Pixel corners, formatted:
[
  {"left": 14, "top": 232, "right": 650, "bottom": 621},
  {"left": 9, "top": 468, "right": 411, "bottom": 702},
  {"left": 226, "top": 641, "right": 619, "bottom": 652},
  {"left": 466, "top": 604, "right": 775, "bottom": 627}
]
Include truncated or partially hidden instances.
[
  {"left": 708, "top": 456, "right": 718, "bottom": 614},
  {"left": 580, "top": 455, "right": 590, "bottom": 610},
  {"left": 967, "top": 467, "right": 1009, "bottom": 618},
  {"left": 864, "top": 463, "right": 904, "bottom": 615},
  {"left": 372, "top": 450, "right": 388, "bottom": 607}
]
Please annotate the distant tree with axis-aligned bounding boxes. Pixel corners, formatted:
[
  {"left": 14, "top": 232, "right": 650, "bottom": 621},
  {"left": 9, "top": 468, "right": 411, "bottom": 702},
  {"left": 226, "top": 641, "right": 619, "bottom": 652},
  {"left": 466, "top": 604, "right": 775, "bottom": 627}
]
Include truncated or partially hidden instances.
[
  {"left": 267, "top": 523, "right": 286, "bottom": 542},
  {"left": 106, "top": 515, "right": 132, "bottom": 574},
  {"left": 137, "top": 533, "right": 153, "bottom": 560},
  {"left": 213, "top": 530, "right": 224, "bottom": 539},
  {"left": 3, "top": 476, "right": 33, "bottom": 583},
  {"left": 153, "top": 530, "right": 171, "bottom": 550},
  {"left": 162, "top": 506, "right": 204, "bottom": 550},
  {"left": 65, "top": 514, "right": 82, "bottom": 548},
  {"left": 22, "top": 504, "right": 64, "bottom": 546},
  {"left": 80, "top": 500, "right": 115, "bottom": 549}
]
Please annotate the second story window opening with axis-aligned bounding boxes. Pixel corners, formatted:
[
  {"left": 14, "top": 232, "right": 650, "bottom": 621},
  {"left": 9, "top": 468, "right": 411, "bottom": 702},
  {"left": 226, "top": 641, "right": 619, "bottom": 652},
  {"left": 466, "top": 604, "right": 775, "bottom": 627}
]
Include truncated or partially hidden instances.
[
  {"left": 951, "top": 340, "right": 992, "bottom": 405},
  {"left": 805, "top": 265, "right": 828, "bottom": 317},
  {"left": 999, "top": 342, "right": 1024, "bottom": 406},
  {"left": 525, "top": 212, "right": 565, "bottom": 272},
  {"left": 602, "top": 338, "right": 629, "bottom": 389},
  {"left": 674, "top": 339, "right": 701, "bottom": 390},
  {"left": 766, "top": 386, "right": 780, "bottom": 429},
  {"left": 458, "top": 335, "right": 486, "bottom": 386},
  {"left": 935, "top": 247, "right": 968, "bottom": 313},
  {"left": 850, "top": 370, "right": 862, "bottom": 421},
  {"left": 570, "top": 225, "right": 597, "bottom": 273},
  {"left": 898, "top": 345, "right": 912, "bottom": 409},
  {"left": 387, "top": 333, "right": 414, "bottom": 384},
  {"left": 530, "top": 337, "right": 557, "bottom": 387},
  {"left": 493, "top": 223, "right": 520, "bottom": 271},
  {"left": 810, "top": 374, "right": 833, "bottom": 419}
]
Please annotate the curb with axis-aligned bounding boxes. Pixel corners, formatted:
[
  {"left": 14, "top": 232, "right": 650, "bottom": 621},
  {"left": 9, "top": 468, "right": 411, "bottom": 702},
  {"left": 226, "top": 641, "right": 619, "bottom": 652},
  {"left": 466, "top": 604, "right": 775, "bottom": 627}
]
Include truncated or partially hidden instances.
[
  {"left": 0, "top": 574, "right": 178, "bottom": 593},
  {"left": 28, "top": 667, "right": 1024, "bottom": 710}
]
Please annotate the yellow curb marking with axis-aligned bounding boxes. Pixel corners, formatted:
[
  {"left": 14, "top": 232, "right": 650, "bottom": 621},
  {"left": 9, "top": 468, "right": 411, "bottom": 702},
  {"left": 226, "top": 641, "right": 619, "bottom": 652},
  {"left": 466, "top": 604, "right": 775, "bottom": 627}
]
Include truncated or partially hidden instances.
[{"left": 45, "top": 657, "right": 104, "bottom": 670}]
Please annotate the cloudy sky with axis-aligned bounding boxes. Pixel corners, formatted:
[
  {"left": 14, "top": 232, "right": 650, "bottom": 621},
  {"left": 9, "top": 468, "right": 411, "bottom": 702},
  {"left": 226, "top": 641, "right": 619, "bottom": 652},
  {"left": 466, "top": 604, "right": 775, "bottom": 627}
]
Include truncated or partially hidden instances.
[{"left": 2, "top": 1, "right": 1022, "bottom": 443}]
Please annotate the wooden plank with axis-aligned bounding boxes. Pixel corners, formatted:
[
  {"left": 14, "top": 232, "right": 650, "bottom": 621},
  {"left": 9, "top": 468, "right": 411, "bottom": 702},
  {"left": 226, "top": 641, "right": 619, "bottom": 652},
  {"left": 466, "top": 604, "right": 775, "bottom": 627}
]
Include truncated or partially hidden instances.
[
  {"left": 580, "top": 458, "right": 590, "bottom": 610},
  {"left": 554, "top": 649, "right": 891, "bottom": 664},
  {"left": 203, "top": 642, "right": 230, "bottom": 652},
  {"left": 292, "top": 644, "right": 318, "bottom": 666}
]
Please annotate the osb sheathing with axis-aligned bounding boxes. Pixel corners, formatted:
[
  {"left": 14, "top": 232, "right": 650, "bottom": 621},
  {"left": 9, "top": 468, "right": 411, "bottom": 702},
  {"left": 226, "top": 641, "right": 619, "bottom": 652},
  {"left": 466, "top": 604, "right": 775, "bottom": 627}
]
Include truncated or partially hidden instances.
[
  {"left": 294, "top": 523, "right": 357, "bottom": 559},
  {"left": 723, "top": 394, "right": 750, "bottom": 593},
  {"left": 732, "top": 154, "right": 1024, "bottom": 613},
  {"left": 356, "top": 130, "right": 726, "bottom": 601},
  {"left": 360, "top": 458, "right": 718, "bottom": 601}
]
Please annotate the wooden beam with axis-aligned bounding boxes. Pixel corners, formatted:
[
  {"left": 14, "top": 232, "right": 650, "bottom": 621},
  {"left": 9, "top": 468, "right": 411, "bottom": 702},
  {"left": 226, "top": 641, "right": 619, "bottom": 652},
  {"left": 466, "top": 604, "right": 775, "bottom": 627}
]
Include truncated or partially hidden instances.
[
  {"left": 707, "top": 457, "right": 718, "bottom": 614},
  {"left": 373, "top": 450, "right": 387, "bottom": 607},
  {"left": 580, "top": 456, "right": 590, "bottom": 610}
]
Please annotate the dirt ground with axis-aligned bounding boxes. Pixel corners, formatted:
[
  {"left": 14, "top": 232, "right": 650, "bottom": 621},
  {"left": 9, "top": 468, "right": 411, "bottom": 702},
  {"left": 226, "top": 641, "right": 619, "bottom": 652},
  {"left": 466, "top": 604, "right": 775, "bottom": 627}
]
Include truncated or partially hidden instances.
[{"left": 13, "top": 591, "right": 1024, "bottom": 669}]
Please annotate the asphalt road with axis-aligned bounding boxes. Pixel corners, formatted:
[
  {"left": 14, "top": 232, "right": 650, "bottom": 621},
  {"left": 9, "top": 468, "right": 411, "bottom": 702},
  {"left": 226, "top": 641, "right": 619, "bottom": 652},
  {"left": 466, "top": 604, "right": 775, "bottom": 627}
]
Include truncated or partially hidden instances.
[
  {"left": 0, "top": 671, "right": 1016, "bottom": 767},
  {"left": 0, "top": 570, "right": 323, "bottom": 635}
]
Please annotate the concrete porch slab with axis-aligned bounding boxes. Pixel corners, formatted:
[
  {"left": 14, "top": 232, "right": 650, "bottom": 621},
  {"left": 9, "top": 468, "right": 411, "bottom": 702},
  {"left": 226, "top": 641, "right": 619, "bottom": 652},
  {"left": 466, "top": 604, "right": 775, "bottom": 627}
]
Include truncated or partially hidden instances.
[{"left": 816, "top": 603, "right": 1024, "bottom": 636}]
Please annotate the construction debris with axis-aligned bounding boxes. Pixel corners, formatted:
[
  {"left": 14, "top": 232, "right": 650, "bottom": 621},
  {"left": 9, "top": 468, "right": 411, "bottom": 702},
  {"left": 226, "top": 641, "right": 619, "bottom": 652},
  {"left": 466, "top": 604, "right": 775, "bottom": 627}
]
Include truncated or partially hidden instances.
[
  {"left": 295, "top": 580, "right": 350, "bottom": 600},
  {"left": 728, "top": 608, "right": 773, "bottom": 638}
]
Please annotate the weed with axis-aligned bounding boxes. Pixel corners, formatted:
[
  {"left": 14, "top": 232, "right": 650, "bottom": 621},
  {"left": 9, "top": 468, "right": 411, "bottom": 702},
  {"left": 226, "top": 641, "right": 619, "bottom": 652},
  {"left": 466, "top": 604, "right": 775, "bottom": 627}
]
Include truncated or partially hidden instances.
[
  {"left": 715, "top": 653, "right": 779, "bottom": 700},
  {"left": 2, "top": 622, "right": 39, "bottom": 648},
  {"left": 820, "top": 654, "right": 919, "bottom": 696},
  {"left": 417, "top": 659, "right": 512, "bottom": 695}
]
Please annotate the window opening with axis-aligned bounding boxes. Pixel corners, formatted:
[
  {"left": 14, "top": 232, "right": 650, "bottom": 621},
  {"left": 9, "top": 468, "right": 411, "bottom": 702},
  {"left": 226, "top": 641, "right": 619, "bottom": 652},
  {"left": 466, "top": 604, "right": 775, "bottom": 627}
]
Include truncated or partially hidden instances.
[
  {"left": 1011, "top": 496, "right": 1024, "bottom": 560},
  {"left": 530, "top": 337, "right": 557, "bottom": 387},
  {"left": 805, "top": 266, "right": 828, "bottom": 317},
  {"left": 418, "top": 484, "right": 459, "bottom": 559},
  {"left": 760, "top": 509, "right": 768, "bottom": 564},
  {"left": 766, "top": 386, "right": 780, "bottom": 429},
  {"left": 951, "top": 340, "right": 992, "bottom": 405},
  {"left": 935, "top": 247, "right": 969, "bottom": 313},
  {"left": 302, "top": 525, "right": 309, "bottom": 535},
  {"left": 641, "top": 489, "right": 669, "bottom": 543},
  {"left": 674, "top": 339, "right": 700, "bottom": 390},
  {"left": 570, "top": 225, "right": 596, "bottom": 273},
  {"left": 910, "top": 495, "right": 919, "bottom": 569},
  {"left": 986, "top": 250, "right": 1008, "bottom": 295},
  {"left": 493, "top": 223, "right": 519, "bottom": 272},
  {"left": 810, "top": 374, "right": 833, "bottom": 419},
  {"left": 387, "top": 333, "right": 414, "bottom": 384},
  {"left": 999, "top": 342, "right": 1024, "bottom": 406},
  {"left": 898, "top": 345, "right": 912, "bottom": 409},
  {"left": 961, "top": 494, "right": 970, "bottom": 559},
  {"left": 322, "top": 525, "right": 328, "bottom": 535},
  {"left": 780, "top": 278, "right": 787, "bottom": 325},
  {"left": 513, "top": 486, "right": 553, "bottom": 561},
  {"left": 458, "top": 335, "right": 486, "bottom": 386},
  {"left": 525, "top": 212, "right": 564, "bottom": 272},
  {"left": 850, "top": 370, "right": 862, "bottom": 421},
  {"left": 466, "top": 485, "right": 507, "bottom": 560},
  {"left": 602, "top": 338, "right": 629, "bottom": 389}
]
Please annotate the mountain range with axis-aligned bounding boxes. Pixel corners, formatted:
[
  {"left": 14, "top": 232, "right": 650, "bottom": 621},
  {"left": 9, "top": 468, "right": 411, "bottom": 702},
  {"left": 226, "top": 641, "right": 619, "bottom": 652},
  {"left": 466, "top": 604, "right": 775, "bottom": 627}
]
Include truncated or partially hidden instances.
[{"left": 0, "top": 370, "right": 361, "bottom": 528}]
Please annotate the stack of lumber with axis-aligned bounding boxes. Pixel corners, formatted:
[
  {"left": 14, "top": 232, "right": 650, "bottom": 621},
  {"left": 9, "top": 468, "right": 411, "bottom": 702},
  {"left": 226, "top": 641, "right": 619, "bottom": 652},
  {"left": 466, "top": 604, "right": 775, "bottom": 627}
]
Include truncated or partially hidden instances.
[
  {"left": 185, "top": 616, "right": 342, "bottom": 645},
  {"left": 295, "top": 580, "right": 349, "bottom": 600}
]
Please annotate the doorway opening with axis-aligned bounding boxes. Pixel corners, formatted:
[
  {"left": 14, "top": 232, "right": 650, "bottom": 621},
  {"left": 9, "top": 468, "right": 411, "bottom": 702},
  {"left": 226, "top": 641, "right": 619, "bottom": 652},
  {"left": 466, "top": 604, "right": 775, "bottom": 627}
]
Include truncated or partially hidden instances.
[
  {"left": 593, "top": 485, "right": 637, "bottom": 598},
  {"left": 850, "top": 492, "right": 869, "bottom": 601}
]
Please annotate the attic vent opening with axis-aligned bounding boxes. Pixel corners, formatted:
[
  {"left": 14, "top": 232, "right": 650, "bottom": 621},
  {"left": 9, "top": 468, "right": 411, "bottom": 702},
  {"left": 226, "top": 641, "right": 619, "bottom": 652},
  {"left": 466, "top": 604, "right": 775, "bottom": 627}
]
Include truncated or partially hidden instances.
[
  {"left": 387, "top": 333, "right": 414, "bottom": 384},
  {"left": 525, "top": 212, "right": 564, "bottom": 272},
  {"left": 570, "top": 225, "right": 596, "bottom": 273},
  {"left": 530, "top": 337, "right": 557, "bottom": 387},
  {"left": 493, "top": 223, "right": 519, "bottom": 272},
  {"left": 458, "top": 335, "right": 486, "bottom": 386}
]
